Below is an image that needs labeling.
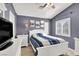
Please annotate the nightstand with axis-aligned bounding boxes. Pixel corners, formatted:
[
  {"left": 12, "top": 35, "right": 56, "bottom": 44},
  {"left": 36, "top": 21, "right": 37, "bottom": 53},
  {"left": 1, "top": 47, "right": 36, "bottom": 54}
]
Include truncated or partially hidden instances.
[{"left": 17, "top": 35, "right": 28, "bottom": 47}]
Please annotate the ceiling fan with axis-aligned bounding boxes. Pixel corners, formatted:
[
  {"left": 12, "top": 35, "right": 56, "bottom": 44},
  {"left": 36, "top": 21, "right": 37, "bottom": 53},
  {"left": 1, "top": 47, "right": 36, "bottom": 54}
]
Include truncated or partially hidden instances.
[{"left": 39, "top": 3, "right": 55, "bottom": 9}]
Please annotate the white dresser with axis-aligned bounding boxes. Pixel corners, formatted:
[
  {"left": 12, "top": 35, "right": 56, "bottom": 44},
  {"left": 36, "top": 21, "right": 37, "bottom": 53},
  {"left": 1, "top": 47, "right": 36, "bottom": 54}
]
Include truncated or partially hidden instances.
[
  {"left": 0, "top": 38, "right": 22, "bottom": 56},
  {"left": 17, "top": 35, "right": 28, "bottom": 47},
  {"left": 74, "top": 37, "right": 79, "bottom": 55}
]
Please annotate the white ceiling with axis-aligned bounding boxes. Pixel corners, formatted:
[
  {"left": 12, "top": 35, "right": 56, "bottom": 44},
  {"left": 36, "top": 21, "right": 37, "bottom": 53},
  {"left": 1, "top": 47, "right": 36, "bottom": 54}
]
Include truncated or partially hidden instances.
[{"left": 13, "top": 3, "right": 72, "bottom": 19}]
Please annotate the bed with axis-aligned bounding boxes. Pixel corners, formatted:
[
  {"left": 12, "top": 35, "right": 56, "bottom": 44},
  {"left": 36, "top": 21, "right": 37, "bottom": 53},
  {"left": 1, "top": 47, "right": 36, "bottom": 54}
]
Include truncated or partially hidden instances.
[{"left": 29, "top": 29, "right": 69, "bottom": 56}]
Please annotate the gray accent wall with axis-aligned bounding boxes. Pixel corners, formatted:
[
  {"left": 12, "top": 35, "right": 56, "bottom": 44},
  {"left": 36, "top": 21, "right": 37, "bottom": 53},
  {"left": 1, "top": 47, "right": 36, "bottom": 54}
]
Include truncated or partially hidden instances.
[
  {"left": 16, "top": 15, "right": 48, "bottom": 35},
  {"left": 49, "top": 3, "right": 79, "bottom": 49}
]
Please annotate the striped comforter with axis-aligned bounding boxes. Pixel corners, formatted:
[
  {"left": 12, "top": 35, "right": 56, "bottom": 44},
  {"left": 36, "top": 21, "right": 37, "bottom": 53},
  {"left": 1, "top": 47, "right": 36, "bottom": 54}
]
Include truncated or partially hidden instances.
[{"left": 30, "top": 33, "right": 65, "bottom": 48}]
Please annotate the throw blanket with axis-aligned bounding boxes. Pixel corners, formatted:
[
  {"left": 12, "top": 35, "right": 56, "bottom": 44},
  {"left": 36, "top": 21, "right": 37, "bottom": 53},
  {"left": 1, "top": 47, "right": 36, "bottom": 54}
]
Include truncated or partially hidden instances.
[
  {"left": 30, "top": 33, "right": 64, "bottom": 48},
  {"left": 37, "top": 33, "right": 60, "bottom": 45}
]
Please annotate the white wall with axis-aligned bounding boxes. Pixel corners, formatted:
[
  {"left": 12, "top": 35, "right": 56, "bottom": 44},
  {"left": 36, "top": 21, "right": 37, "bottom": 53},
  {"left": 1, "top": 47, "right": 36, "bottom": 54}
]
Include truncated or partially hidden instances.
[
  {"left": 44, "top": 21, "right": 49, "bottom": 34},
  {"left": 0, "top": 3, "right": 7, "bottom": 18}
]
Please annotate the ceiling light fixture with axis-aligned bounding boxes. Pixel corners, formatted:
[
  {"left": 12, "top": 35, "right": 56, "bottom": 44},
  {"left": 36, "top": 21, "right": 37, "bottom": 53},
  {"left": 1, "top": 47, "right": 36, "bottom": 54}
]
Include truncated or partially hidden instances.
[{"left": 39, "top": 3, "right": 55, "bottom": 9}]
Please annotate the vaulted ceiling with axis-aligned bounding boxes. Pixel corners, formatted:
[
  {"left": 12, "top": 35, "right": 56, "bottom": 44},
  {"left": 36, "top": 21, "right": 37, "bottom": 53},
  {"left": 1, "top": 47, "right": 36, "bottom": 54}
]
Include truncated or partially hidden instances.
[{"left": 13, "top": 3, "right": 72, "bottom": 19}]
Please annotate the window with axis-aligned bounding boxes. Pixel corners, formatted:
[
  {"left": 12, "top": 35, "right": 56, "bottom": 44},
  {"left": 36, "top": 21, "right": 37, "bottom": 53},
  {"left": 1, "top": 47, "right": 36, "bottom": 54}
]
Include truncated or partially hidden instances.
[{"left": 55, "top": 18, "right": 71, "bottom": 37}]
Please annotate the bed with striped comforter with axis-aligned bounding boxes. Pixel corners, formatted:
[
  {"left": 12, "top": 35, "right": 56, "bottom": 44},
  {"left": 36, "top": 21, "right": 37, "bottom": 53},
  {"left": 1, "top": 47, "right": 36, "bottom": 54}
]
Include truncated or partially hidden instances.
[{"left": 30, "top": 33, "right": 65, "bottom": 49}]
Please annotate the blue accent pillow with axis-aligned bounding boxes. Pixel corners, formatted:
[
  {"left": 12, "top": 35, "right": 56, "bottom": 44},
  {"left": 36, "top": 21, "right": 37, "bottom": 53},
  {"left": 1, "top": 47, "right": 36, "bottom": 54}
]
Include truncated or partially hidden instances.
[{"left": 36, "top": 33, "right": 43, "bottom": 36}]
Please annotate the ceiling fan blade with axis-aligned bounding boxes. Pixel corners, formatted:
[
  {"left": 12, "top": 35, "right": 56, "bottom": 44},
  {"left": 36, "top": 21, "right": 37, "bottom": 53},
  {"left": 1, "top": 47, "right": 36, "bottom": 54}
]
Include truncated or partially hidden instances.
[
  {"left": 39, "top": 3, "right": 47, "bottom": 8},
  {"left": 43, "top": 3, "right": 47, "bottom": 7}
]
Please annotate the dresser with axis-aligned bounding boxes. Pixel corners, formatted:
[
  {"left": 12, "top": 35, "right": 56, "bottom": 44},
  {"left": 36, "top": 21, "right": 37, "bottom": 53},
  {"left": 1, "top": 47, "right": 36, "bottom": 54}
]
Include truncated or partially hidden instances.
[{"left": 74, "top": 37, "right": 79, "bottom": 55}]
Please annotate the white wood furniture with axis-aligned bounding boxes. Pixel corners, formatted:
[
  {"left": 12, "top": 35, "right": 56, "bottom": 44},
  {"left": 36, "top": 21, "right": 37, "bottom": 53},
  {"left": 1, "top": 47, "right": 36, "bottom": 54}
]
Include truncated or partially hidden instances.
[
  {"left": 64, "top": 48, "right": 75, "bottom": 56},
  {"left": 17, "top": 35, "right": 28, "bottom": 47},
  {"left": 29, "top": 29, "right": 69, "bottom": 56},
  {"left": 74, "top": 37, "right": 79, "bottom": 55},
  {"left": 0, "top": 39, "right": 22, "bottom": 56}
]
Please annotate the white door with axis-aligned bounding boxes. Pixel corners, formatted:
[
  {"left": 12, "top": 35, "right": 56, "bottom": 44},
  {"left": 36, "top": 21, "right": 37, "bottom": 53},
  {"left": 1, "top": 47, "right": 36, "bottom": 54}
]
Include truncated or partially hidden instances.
[{"left": 9, "top": 11, "right": 15, "bottom": 39}]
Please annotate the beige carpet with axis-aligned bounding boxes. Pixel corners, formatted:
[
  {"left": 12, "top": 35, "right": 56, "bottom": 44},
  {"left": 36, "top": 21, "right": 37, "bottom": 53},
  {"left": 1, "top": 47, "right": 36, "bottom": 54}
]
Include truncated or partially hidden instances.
[{"left": 21, "top": 45, "right": 34, "bottom": 56}]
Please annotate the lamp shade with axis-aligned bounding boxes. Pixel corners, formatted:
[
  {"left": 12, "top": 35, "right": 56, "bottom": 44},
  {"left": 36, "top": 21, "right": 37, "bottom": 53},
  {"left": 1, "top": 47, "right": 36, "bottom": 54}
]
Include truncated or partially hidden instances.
[{"left": 25, "top": 21, "right": 31, "bottom": 28}]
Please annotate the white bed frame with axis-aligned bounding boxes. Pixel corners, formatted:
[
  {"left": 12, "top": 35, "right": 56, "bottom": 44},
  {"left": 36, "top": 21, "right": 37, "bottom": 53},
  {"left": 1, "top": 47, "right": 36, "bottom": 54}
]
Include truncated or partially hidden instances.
[{"left": 29, "top": 29, "right": 69, "bottom": 56}]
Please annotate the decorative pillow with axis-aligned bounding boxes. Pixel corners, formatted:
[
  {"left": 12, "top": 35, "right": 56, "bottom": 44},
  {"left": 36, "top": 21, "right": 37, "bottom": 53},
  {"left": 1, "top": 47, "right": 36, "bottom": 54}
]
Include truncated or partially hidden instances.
[{"left": 36, "top": 33, "right": 43, "bottom": 36}]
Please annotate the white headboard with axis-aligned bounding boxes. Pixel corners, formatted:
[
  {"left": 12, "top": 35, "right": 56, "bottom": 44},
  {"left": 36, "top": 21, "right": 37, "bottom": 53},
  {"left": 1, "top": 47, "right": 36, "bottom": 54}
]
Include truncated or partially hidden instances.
[{"left": 29, "top": 29, "right": 45, "bottom": 37}]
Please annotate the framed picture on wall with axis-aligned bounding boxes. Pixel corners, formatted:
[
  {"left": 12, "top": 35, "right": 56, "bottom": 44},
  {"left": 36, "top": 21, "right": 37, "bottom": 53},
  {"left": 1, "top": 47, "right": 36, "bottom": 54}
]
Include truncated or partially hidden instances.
[
  {"left": 40, "top": 20, "right": 44, "bottom": 24},
  {"left": 41, "top": 24, "right": 44, "bottom": 28},
  {"left": 36, "top": 25, "right": 40, "bottom": 28},
  {"left": 55, "top": 18, "right": 71, "bottom": 37},
  {"left": 36, "top": 20, "right": 40, "bottom": 25}
]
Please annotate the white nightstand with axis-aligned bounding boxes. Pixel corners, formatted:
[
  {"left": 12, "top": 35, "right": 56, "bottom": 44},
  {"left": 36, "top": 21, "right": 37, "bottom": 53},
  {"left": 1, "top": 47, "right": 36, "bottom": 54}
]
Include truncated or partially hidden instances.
[
  {"left": 74, "top": 37, "right": 79, "bottom": 55},
  {"left": 17, "top": 35, "right": 28, "bottom": 47}
]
